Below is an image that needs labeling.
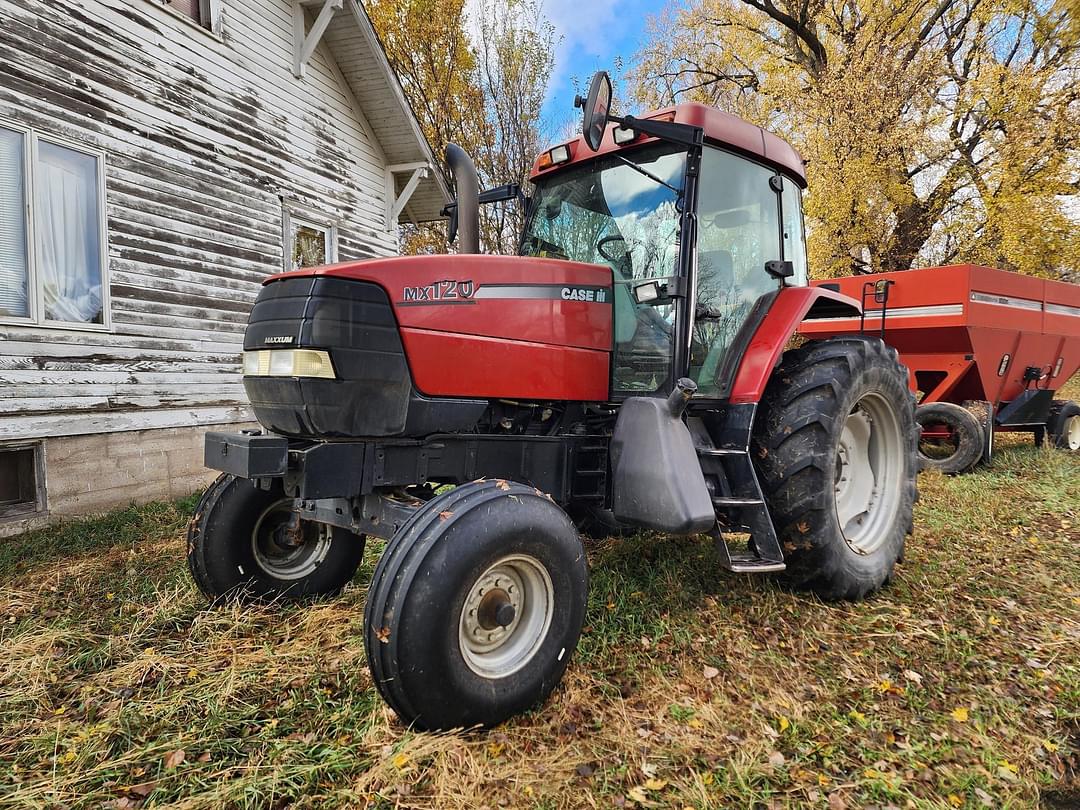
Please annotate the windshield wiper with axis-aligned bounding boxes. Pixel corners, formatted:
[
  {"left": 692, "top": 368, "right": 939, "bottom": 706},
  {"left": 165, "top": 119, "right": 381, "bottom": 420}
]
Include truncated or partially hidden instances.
[{"left": 611, "top": 153, "right": 681, "bottom": 195}]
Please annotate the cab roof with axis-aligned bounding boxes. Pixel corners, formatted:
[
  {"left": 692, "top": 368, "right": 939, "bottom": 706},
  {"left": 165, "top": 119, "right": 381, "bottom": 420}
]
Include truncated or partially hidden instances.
[{"left": 530, "top": 102, "right": 807, "bottom": 187}]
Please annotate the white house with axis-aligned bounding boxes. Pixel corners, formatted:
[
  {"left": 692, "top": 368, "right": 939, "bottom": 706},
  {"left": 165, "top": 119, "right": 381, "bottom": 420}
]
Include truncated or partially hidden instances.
[{"left": 0, "top": 0, "right": 448, "bottom": 534}]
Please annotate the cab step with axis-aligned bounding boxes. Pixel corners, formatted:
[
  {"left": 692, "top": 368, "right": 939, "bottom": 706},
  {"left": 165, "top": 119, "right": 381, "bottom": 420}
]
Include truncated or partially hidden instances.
[
  {"left": 725, "top": 555, "right": 787, "bottom": 574},
  {"left": 711, "top": 496, "right": 763, "bottom": 506}
]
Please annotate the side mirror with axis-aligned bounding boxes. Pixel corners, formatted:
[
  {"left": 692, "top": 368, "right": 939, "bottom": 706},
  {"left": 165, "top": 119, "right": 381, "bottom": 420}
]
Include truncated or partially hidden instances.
[{"left": 574, "top": 71, "right": 612, "bottom": 152}]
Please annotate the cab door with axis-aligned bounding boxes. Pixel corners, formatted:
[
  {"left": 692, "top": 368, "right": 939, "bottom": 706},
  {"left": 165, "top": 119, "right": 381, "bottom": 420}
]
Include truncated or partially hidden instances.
[{"left": 689, "top": 147, "right": 807, "bottom": 397}]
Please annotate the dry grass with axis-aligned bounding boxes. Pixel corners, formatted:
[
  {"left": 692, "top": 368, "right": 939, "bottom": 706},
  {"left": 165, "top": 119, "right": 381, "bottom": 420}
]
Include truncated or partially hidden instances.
[{"left": 1, "top": 405, "right": 1078, "bottom": 808}]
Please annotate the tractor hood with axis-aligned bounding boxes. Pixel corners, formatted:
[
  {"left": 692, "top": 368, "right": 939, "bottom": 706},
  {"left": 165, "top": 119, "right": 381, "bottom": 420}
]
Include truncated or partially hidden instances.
[
  {"left": 264, "top": 254, "right": 613, "bottom": 353},
  {"left": 244, "top": 255, "right": 616, "bottom": 438}
]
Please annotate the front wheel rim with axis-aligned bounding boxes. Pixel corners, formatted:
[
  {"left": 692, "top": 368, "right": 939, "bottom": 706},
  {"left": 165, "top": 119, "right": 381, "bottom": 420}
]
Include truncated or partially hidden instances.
[
  {"left": 834, "top": 392, "right": 905, "bottom": 555},
  {"left": 250, "top": 501, "right": 333, "bottom": 580},
  {"left": 459, "top": 554, "right": 554, "bottom": 679}
]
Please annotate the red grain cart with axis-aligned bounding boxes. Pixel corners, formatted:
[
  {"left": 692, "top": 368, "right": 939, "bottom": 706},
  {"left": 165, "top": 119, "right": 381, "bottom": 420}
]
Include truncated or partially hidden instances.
[{"left": 801, "top": 264, "right": 1080, "bottom": 473}]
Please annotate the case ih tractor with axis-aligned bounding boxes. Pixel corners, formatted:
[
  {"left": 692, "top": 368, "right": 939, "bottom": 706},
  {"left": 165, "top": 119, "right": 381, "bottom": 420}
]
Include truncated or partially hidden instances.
[{"left": 189, "top": 73, "right": 918, "bottom": 730}]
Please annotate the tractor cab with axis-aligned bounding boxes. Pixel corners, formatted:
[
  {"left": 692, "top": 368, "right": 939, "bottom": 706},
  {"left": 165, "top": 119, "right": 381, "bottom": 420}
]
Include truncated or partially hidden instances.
[{"left": 518, "top": 71, "right": 809, "bottom": 399}]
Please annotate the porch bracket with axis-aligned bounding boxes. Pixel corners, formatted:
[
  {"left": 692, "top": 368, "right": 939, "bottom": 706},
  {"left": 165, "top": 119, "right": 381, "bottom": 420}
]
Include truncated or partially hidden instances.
[
  {"left": 385, "top": 162, "right": 432, "bottom": 226},
  {"left": 293, "top": 0, "right": 343, "bottom": 78}
]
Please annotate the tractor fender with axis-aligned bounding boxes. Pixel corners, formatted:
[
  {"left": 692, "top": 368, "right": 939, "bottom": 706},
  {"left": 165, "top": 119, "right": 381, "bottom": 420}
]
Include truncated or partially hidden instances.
[{"left": 729, "top": 286, "right": 862, "bottom": 405}]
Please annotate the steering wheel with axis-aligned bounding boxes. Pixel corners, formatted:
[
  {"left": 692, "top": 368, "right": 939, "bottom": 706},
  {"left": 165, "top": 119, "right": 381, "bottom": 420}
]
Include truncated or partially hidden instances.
[{"left": 597, "top": 234, "right": 628, "bottom": 263}]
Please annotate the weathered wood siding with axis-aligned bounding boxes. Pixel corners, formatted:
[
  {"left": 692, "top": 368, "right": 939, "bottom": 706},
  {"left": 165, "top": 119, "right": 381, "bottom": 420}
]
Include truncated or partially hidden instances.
[{"left": 0, "top": 0, "right": 403, "bottom": 439}]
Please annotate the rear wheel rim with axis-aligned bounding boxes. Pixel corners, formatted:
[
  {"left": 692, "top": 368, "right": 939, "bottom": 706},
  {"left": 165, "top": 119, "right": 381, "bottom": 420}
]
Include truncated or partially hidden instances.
[
  {"left": 250, "top": 501, "right": 332, "bottom": 580},
  {"left": 459, "top": 554, "right": 554, "bottom": 679},
  {"left": 834, "top": 392, "right": 905, "bottom": 555}
]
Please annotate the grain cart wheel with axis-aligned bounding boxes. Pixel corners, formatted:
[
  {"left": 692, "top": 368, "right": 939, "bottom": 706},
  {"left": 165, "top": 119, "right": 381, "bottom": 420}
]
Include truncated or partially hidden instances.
[
  {"left": 915, "top": 402, "right": 985, "bottom": 474},
  {"left": 187, "top": 474, "right": 365, "bottom": 602},
  {"left": 752, "top": 336, "right": 917, "bottom": 601},
  {"left": 1048, "top": 400, "right": 1080, "bottom": 451},
  {"left": 364, "top": 480, "right": 588, "bottom": 730}
]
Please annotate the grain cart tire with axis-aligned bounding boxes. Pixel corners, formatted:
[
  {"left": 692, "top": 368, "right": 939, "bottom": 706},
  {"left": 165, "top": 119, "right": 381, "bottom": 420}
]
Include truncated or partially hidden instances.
[
  {"left": 915, "top": 402, "right": 985, "bottom": 474},
  {"left": 1048, "top": 400, "right": 1080, "bottom": 451},
  {"left": 752, "top": 336, "right": 917, "bottom": 601},
  {"left": 364, "top": 479, "right": 588, "bottom": 730},
  {"left": 187, "top": 474, "right": 365, "bottom": 601}
]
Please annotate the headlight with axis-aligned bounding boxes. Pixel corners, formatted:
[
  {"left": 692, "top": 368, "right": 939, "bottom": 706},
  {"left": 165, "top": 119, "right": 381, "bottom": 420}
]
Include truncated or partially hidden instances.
[{"left": 242, "top": 349, "right": 336, "bottom": 379}]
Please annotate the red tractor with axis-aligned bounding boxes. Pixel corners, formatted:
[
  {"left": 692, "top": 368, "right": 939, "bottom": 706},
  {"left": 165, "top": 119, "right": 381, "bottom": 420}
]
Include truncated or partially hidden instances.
[{"left": 189, "top": 73, "right": 918, "bottom": 730}]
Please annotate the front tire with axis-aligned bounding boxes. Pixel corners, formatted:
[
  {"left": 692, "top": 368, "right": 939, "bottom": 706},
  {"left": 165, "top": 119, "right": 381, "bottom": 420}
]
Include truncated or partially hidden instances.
[
  {"left": 187, "top": 474, "right": 365, "bottom": 601},
  {"left": 364, "top": 480, "right": 588, "bottom": 730},
  {"left": 752, "top": 336, "right": 918, "bottom": 601}
]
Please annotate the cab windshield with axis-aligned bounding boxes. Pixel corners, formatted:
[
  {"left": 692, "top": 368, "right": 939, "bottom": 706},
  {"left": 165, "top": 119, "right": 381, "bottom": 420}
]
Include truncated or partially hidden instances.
[{"left": 521, "top": 144, "right": 686, "bottom": 392}]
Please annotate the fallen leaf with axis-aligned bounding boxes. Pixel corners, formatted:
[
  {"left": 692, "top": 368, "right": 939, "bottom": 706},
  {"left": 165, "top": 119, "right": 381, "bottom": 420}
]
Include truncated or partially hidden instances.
[
  {"left": 1042, "top": 740, "right": 1059, "bottom": 752},
  {"left": 438, "top": 510, "right": 453, "bottom": 521},
  {"left": 777, "top": 716, "right": 790, "bottom": 733},
  {"left": 197, "top": 751, "right": 212, "bottom": 762},
  {"left": 703, "top": 665, "right": 719, "bottom": 680},
  {"left": 768, "top": 751, "right": 786, "bottom": 767},
  {"left": 643, "top": 778, "right": 667, "bottom": 790},
  {"left": 688, "top": 718, "right": 703, "bottom": 729},
  {"left": 496, "top": 480, "right": 511, "bottom": 491},
  {"left": 375, "top": 626, "right": 390, "bottom": 643},
  {"left": 950, "top": 707, "right": 969, "bottom": 722},
  {"left": 902, "top": 669, "right": 923, "bottom": 684},
  {"left": 164, "top": 749, "right": 185, "bottom": 770},
  {"left": 627, "top": 786, "right": 648, "bottom": 804},
  {"left": 392, "top": 752, "right": 410, "bottom": 770},
  {"left": 947, "top": 795, "right": 963, "bottom": 808},
  {"left": 127, "top": 781, "right": 157, "bottom": 797},
  {"left": 973, "top": 787, "right": 993, "bottom": 806},
  {"left": 575, "top": 763, "right": 594, "bottom": 778},
  {"left": 828, "top": 793, "right": 848, "bottom": 810}
]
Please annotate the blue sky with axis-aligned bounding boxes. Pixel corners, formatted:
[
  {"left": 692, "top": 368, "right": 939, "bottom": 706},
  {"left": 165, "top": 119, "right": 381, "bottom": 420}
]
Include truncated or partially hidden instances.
[{"left": 537, "top": 0, "right": 665, "bottom": 127}]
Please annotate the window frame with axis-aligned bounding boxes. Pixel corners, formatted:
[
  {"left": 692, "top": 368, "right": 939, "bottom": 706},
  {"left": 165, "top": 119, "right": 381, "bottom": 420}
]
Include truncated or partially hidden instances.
[
  {"left": 281, "top": 202, "right": 338, "bottom": 272},
  {"left": 0, "top": 118, "right": 111, "bottom": 332},
  {"left": 147, "top": 0, "right": 225, "bottom": 37}
]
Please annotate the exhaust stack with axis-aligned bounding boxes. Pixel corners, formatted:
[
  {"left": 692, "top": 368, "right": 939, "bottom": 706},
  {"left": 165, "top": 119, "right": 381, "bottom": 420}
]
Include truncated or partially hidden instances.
[{"left": 445, "top": 143, "right": 480, "bottom": 254}]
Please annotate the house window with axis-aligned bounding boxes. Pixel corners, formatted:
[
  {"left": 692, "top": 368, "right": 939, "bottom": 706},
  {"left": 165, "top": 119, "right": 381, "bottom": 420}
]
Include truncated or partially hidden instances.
[
  {"left": 0, "top": 445, "right": 44, "bottom": 519},
  {"left": 0, "top": 123, "right": 108, "bottom": 327},
  {"left": 283, "top": 206, "right": 337, "bottom": 271},
  {"left": 161, "top": 0, "right": 223, "bottom": 32}
]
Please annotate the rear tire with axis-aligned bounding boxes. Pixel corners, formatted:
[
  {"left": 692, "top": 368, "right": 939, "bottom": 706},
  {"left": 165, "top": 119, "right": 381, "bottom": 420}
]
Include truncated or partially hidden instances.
[
  {"left": 187, "top": 474, "right": 365, "bottom": 601},
  {"left": 915, "top": 402, "right": 985, "bottom": 474},
  {"left": 364, "top": 480, "right": 588, "bottom": 730},
  {"left": 1048, "top": 400, "right": 1080, "bottom": 451},
  {"left": 752, "top": 336, "right": 918, "bottom": 601}
]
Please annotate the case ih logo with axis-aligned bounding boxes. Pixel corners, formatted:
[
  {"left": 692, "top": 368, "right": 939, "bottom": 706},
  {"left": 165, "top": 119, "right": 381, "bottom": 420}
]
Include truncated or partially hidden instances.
[{"left": 403, "top": 279, "right": 476, "bottom": 303}]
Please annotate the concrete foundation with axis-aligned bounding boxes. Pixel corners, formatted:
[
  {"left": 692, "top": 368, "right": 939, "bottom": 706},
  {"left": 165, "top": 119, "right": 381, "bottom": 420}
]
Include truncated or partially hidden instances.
[{"left": 1, "top": 422, "right": 254, "bottom": 537}]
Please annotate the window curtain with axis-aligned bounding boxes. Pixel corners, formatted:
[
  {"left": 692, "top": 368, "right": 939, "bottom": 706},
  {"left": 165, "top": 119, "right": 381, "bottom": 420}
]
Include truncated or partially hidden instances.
[
  {"left": 36, "top": 142, "right": 103, "bottom": 324},
  {"left": 0, "top": 127, "right": 28, "bottom": 318}
]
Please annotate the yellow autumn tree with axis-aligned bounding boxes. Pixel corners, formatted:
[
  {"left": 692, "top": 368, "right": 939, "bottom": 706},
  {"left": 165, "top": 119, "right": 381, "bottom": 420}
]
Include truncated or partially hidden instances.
[
  {"left": 634, "top": 0, "right": 1080, "bottom": 279},
  {"left": 365, "top": 0, "right": 556, "bottom": 254}
]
